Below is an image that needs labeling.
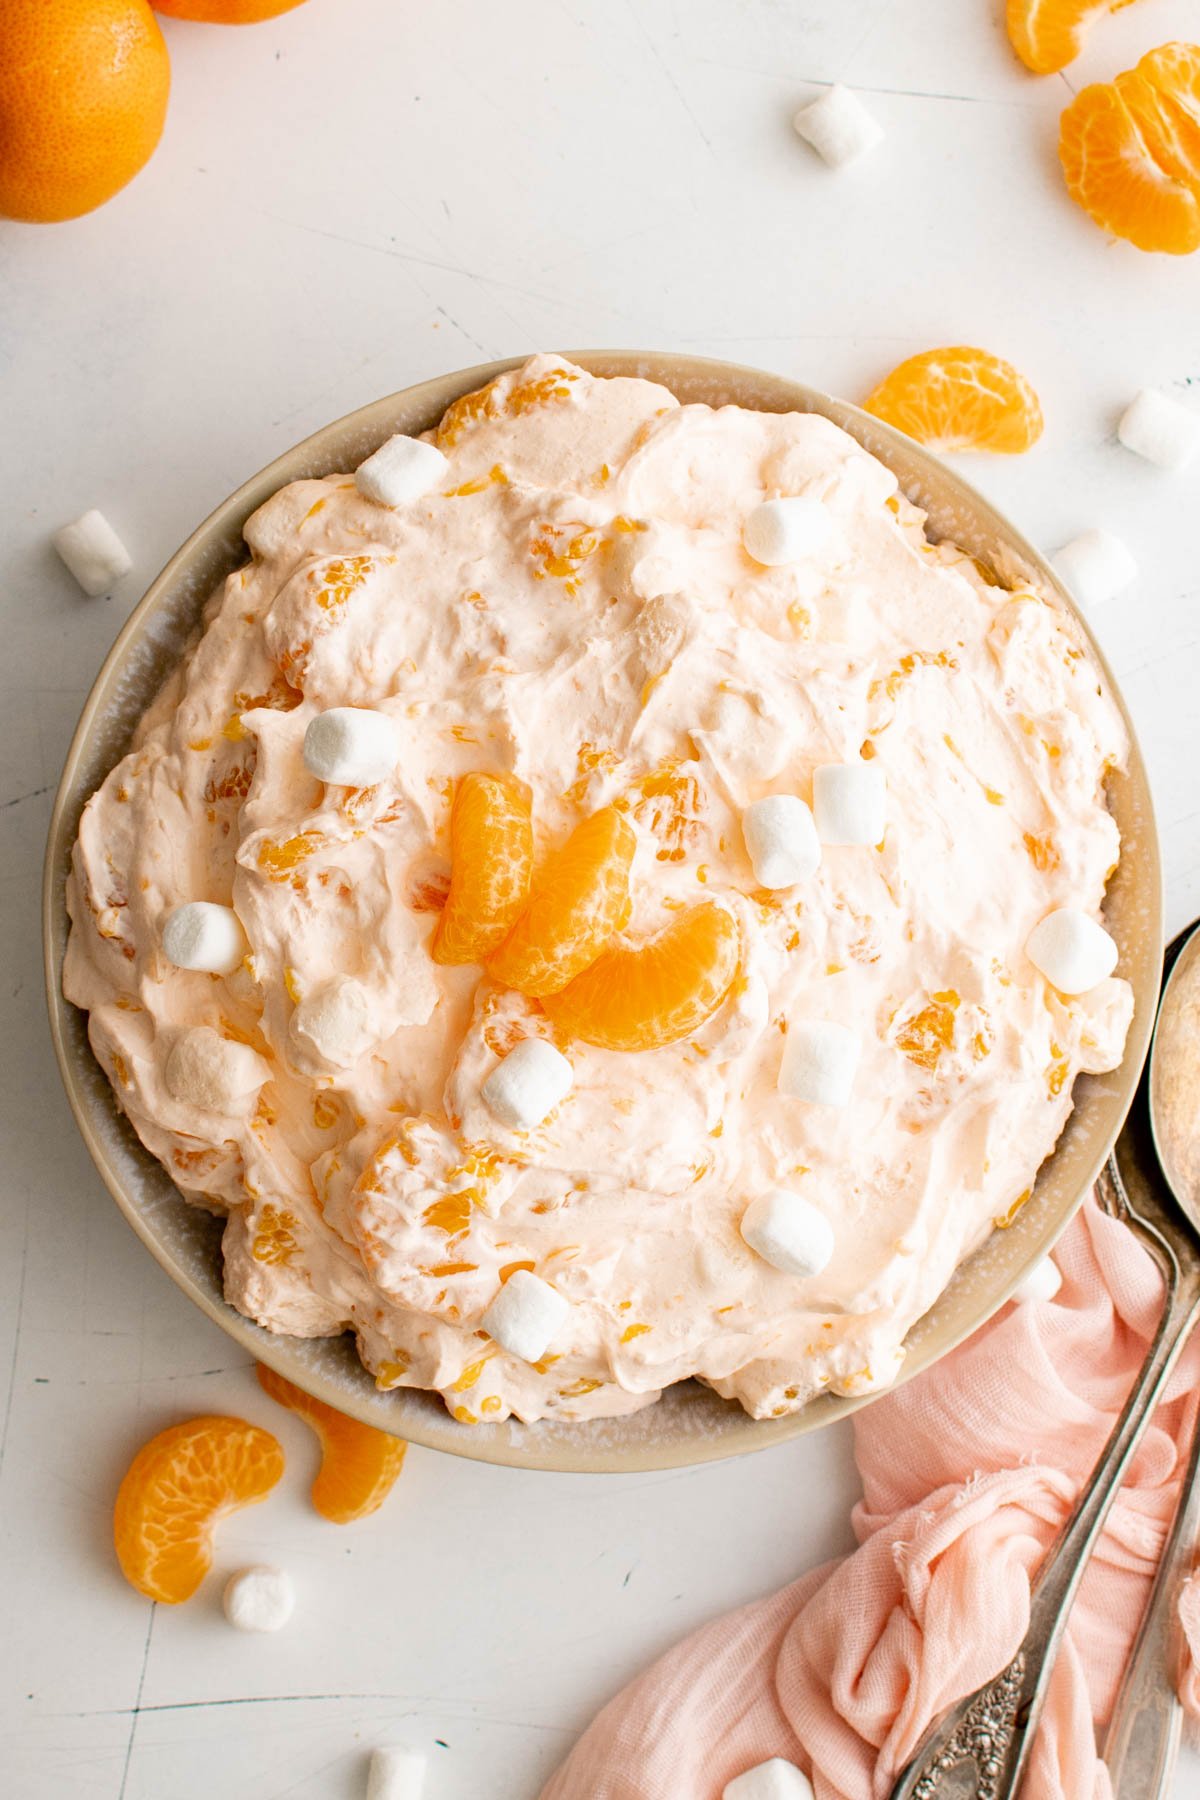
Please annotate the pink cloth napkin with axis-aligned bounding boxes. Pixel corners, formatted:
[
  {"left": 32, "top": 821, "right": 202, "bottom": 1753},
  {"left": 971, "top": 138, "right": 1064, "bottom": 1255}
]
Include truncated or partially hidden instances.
[{"left": 541, "top": 1194, "right": 1200, "bottom": 1800}]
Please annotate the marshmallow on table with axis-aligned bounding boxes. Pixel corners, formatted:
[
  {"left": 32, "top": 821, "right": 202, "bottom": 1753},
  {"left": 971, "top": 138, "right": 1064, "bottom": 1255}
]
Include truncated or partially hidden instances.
[
  {"left": 812, "top": 761, "right": 886, "bottom": 846},
  {"left": 742, "top": 795, "right": 821, "bottom": 889},
  {"left": 165, "top": 1025, "right": 270, "bottom": 1113},
  {"left": 743, "top": 496, "right": 834, "bottom": 566},
  {"left": 1012, "top": 1255, "right": 1062, "bottom": 1305},
  {"left": 792, "top": 85, "right": 884, "bottom": 168},
  {"left": 724, "top": 1759, "right": 815, "bottom": 1800},
  {"left": 53, "top": 509, "right": 132, "bottom": 597},
  {"left": 303, "top": 707, "right": 399, "bottom": 787},
  {"left": 289, "top": 975, "right": 374, "bottom": 1069},
  {"left": 366, "top": 1745, "right": 427, "bottom": 1800},
  {"left": 481, "top": 1268, "right": 571, "bottom": 1363},
  {"left": 1026, "top": 908, "right": 1118, "bottom": 995},
  {"left": 779, "top": 1019, "right": 860, "bottom": 1107},
  {"left": 162, "top": 902, "right": 247, "bottom": 976},
  {"left": 1052, "top": 529, "right": 1137, "bottom": 610},
  {"left": 222, "top": 1565, "right": 295, "bottom": 1633},
  {"left": 1117, "top": 388, "right": 1200, "bottom": 471},
  {"left": 482, "top": 1037, "right": 573, "bottom": 1131},
  {"left": 741, "top": 1189, "right": 835, "bottom": 1279},
  {"left": 355, "top": 434, "right": 449, "bottom": 508}
]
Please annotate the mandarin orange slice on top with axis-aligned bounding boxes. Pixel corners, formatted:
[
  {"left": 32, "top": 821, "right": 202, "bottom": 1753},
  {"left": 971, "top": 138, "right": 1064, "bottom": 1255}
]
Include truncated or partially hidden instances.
[
  {"left": 113, "top": 1416, "right": 285, "bottom": 1603},
  {"left": 257, "top": 1364, "right": 406, "bottom": 1523},
  {"left": 1006, "top": 0, "right": 1144, "bottom": 76},
  {"left": 432, "top": 772, "right": 534, "bottom": 965},
  {"left": 864, "top": 348, "right": 1044, "bottom": 454},
  {"left": 489, "top": 805, "right": 636, "bottom": 997},
  {"left": 1059, "top": 44, "right": 1200, "bottom": 254},
  {"left": 543, "top": 900, "right": 739, "bottom": 1052}
]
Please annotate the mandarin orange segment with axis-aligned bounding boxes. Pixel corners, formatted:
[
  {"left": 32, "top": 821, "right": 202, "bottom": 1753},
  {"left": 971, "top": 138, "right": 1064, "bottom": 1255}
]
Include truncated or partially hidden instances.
[
  {"left": 864, "top": 348, "right": 1044, "bottom": 454},
  {"left": 257, "top": 1364, "right": 406, "bottom": 1524},
  {"left": 543, "top": 900, "right": 740, "bottom": 1052},
  {"left": 113, "top": 1416, "right": 284, "bottom": 1604},
  {"left": 488, "top": 805, "right": 636, "bottom": 998},
  {"left": 1006, "top": 0, "right": 1143, "bottom": 76},
  {"left": 432, "top": 772, "right": 534, "bottom": 966},
  {"left": 1060, "top": 47, "right": 1200, "bottom": 255}
]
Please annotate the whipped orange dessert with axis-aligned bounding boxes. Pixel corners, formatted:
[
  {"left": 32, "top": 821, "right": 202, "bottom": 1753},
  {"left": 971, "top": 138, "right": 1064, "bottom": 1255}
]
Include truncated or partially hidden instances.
[{"left": 65, "top": 355, "right": 1132, "bottom": 1426}]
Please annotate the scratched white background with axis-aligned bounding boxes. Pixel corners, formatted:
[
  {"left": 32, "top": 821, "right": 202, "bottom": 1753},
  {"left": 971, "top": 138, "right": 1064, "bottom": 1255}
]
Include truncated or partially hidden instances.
[{"left": 3, "top": 2, "right": 1200, "bottom": 1796}]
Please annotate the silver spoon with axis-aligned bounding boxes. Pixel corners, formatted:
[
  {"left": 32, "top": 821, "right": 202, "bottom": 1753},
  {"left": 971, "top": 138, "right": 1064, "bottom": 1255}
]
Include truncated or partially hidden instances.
[{"left": 890, "top": 922, "right": 1200, "bottom": 1800}]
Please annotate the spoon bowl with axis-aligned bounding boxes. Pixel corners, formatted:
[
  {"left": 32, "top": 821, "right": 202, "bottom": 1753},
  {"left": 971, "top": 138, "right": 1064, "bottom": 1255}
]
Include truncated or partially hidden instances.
[{"left": 1150, "top": 924, "right": 1200, "bottom": 1221}]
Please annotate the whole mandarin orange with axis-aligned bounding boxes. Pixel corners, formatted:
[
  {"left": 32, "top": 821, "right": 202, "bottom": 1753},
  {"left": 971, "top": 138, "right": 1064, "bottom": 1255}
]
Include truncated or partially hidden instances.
[
  {"left": 0, "top": 0, "right": 170, "bottom": 223},
  {"left": 151, "top": 0, "right": 308, "bottom": 19}
]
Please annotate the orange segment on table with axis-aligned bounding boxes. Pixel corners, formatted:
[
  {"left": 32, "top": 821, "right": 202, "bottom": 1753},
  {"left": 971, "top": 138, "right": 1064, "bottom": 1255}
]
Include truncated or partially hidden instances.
[
  {"left": 113, "top": 1416, "right": 284, "bottom": 1603},
  {"left": 1060, "top": 43, "right": 1200, "bottom": 254},
  {"left": 489, "top": 805, "right": 636, "bottom": 998},
  {"left": 432, "top": 772, "right": 534, "bottom": 966},
  {"left": 543, "top": 900, "right": 740, "bottom": 1053},
  {"left": 257, "top": 1364, "right": 407, "bottom": 1524},
  {"left": 864, "top": 348, "right": 1043, "bottom": 454},
  {"left": 151, "top": 1, "right": 308, "bottom": 19},
  {"left": 1006, "top": 0, "right": 1146, "bottom": 76}
]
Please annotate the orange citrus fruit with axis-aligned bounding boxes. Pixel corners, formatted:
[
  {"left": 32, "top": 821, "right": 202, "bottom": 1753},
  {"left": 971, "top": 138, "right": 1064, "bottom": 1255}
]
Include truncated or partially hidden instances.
[
  {"left": 113, "top": 1416, "right": 284, "bottom": 1603},
  {"left": 257, "top": 1364, "right": 406, "bottom": 1524},
  {"left": 543, "top": 901, "right": 740, "bottom": 1052},
  {"left": 1007, "top": 0, "right": 1144, "bottom": 76},
  {"left": 489, "top": 806, "right": 636, "bottom": 998},
  {"left": 1060, "top": 44, "right": 1200, "bottom": 254},
  {"left": 0, "top": 0, "right": 170, "bottom": 223},
  {"left": 152, "top": 0, "right": 307, "bottom": 19},
  {"left": 864, "top": 347, "right": 1044, "bottom": 454},
  {"left": 432, "top": 772, "right": 534, "bottom": 966}
]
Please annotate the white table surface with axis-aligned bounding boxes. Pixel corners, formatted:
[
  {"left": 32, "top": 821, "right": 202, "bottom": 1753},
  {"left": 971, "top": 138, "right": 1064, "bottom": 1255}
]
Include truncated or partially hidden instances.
[{"left": 3, "top": 2, "right": 1200, "bottom": 1795}]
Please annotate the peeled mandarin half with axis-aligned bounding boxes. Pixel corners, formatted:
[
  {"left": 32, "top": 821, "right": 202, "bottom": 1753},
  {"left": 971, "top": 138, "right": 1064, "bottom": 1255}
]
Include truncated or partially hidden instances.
[
  {"left": 864, "top": 348, "right": 1044, "bottom": 454},
  {"left": 543, "top": 900, "right": 740, "bottom": 1053},
  {"left": 1006, "top": 0, "right": 1145, "bottom": 76},
  {"left": 1059, "top": 44, "right": 1200, "bottom": 254},
  {"left": 432, "top": 772, "right": 534, "bottom": 966},
  {"left": 489, "top": 806, "right": 636, "bottom": 998},
  {"left": 152, "top": 0, "right": 307, "bottom": 18},
  {"left": 113, "top": 1416, "right": 284, "bottom": 1603},
  {"left": 256, "top": 1364, "right": 406, "bottom": 1524}
]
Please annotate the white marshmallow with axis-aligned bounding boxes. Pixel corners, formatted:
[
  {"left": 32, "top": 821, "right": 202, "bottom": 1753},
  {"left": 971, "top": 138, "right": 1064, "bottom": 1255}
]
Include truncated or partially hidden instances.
[
  {"left": 1025, "top": 908, "right": 1118, "bottom": 995},
  {"left": 742, "top": 795, "right": 821, "bottom": 889},
  {"left": 792, "top": 85, "right": 884, "bottom": 168},
  {"left": 161, "top": 902, "right": 247, "bottom": 976},
  {"left": 743, "top": 496, "right": 834, "bottom": 566},
  {"left": 813, "top": 761, "right": 886, "bottom": 846},
  {"left": 165, "top": 1025, "right": 270, "bottom": 1113},
  {"left": 355, "top": 434, "right": 449, "bottom": 508},
  {"left": 1052, "top": 529, "right": 1137, "bottom": 610},
  {"left": 303, "top": 707, "right": 399, "bottom": 787},
  {"left": 481, "top": 1269, "right": 571, "bottom": 1363},
  {"left": 741, "top": 1189, "right": 835, "bottom": 1279},
  {"left": 482, "top": 1038, "right": 573, "bottom": 1131},
  {"left": 1117, "top": 388, "right": 1200, "bottom": 471},
  {"left": 289, "top": 975, "right": 375, "bottom": 1069},
  {"left": 724, "top": 1758, "right": 815, "bottom": 1800},
  {"left": 366, "top": 1745, "right": 427, "bottom": 1800},
  {"left": 1012, "top": 1255, "right": 1062, "bottom": 1305},
  {"left": 779, "top": 1019, "right": 860, "bottom": 1107},
  {"left": 222, "top": 1565, "right": 295, "bottom": 1633},
  {"left": 53, "top": 509, "right": 132, "bottom": 597}
]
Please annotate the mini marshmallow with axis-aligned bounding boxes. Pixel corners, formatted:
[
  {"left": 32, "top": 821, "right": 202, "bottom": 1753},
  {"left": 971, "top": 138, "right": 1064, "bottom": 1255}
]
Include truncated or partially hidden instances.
[
  {"left": 724, "top": 1758, "right": 815, "bottom": 1800},
  {"left": 289, "top": 975, "right": 374, "bottom": 1069},
  {"left": 162, "top": 902, "right": 247, "bottom": 976},
  {"left": 792, "top": 85, "right": 884, "bottom": 168},
  {"left": 303, "top": 707, "right": 399, "bottom": 787},
  {"left": 1052, "top": 529, "right": 1137, "bottom": 610},
  {"left": 481, "top": 1268, "right": 571, "bottom": 1363},
  {"left": 222, "top": 1565, "right": 295, "bottom": 1633},
  {"left": 1013, "top": 1255, "right": 1062, "bottom": 1305},
  {"left": 1117, "top": 388, "right": 1200, "bottom": 472},
  {"left": 813, "top": 761, "right": 886, "bottom": 846},
  {"left": 779, "top": 1019, "right": 860, "bottom": 1107},
  {"left": 743, "top": 496, "right": 834, "bottom": 567},
  {"left": 366, "top": 1745, "right": 427, "bottom": 1800},
  {"left": 53, "top": 509, "right": 132, "bottom": 597},
  {"left": 165, "top": 1025, "right": 270, "bottom": 1113},
  {"left": 355, "top": 434, "right": 449, "bottom": 508},
  {"left": 742, "top": 795, "right": 821, "bottom": 889},
  {"left": 482, "top": 1037, "right": 573, "bottom": 1131},
  {"left": 1026, "top": 908, "right": 1118, "bottom": 995},
  {"left": 741, "top": 1189, "right": 835, "bottom": 1279}
]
